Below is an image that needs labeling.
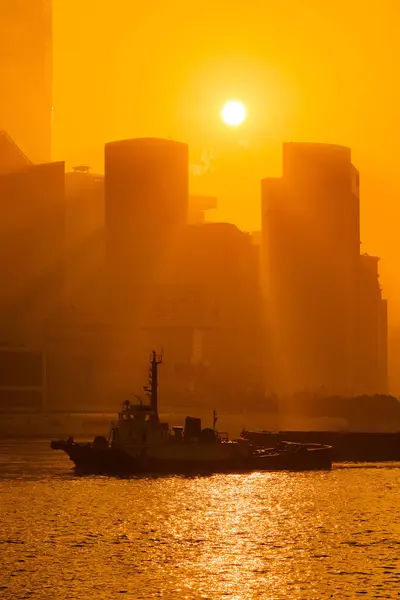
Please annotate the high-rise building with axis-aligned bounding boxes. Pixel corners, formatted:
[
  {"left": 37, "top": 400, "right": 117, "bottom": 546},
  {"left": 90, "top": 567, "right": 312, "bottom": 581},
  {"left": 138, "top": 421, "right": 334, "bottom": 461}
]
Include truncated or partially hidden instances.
[
  {"left": 0, "top": 161, "right": 66, "bottom": 342},
  {"left": 143, "top": 222, "right": 264, "bottom": 404},
  {"left": 0, "top": 160, "right": 109, "bottom": 411},
  {"left": 0, "top": 1, "right": 52, "bottom": 162},
  {"left": 356, "top": 254, "right": 388, "bottom": 394},
  {"left": 261, "top": 142, "right": 360, "bottom": 396},
  {"left": 102, "top": 138, "right": 189, "bottom": 391},
  {"left": 104, "top": 137, "right": 189, "bottom": 307},
  {"left": 64, "top": 166, "right": 105, "bottom": 309}
]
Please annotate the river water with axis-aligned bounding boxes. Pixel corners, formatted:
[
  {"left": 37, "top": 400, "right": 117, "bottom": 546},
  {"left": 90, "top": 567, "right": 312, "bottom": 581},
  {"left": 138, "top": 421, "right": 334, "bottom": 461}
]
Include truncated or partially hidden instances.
[{"left": 0, "top": 440, "right": 399, "bottom": 599}]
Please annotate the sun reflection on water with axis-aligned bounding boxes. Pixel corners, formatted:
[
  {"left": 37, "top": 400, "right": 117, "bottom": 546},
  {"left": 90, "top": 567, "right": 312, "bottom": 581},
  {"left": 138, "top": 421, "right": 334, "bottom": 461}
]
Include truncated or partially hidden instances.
[{"left": 0, "top": 443, "right": 400, "bottom": 599}]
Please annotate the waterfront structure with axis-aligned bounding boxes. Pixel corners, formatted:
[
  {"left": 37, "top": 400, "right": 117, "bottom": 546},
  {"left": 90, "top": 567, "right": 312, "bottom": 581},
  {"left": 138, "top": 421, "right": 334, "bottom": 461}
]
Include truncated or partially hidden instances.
[
  {"left": 262, "top": 142, "right": 361, "bottom": 396},
  {"left": 0, "top": 133, "right": 389, "bottom": 411},
  {"left": 104, "top": 138, "right": 188, "bottom": 302},
  {"left": 143, "top": 222, "right": 264, "bottom": 404},
  {"left": 0, "top": 161, "right": 66, "bottom": 343}
]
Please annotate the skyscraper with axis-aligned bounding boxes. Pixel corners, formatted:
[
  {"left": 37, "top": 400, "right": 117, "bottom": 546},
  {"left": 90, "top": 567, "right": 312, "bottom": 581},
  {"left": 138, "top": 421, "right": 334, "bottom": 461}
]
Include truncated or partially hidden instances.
[
  {"left": 144, "top": 222, "right": 264, "bottom": 404},
  {"left": 0, "top": 1, "right": 52, "bottom": 162},
  {"left": 101, "top": 138, "right": 190, "bottom": 394},
  {"left": 261, "top": 143, "right": 360, "bottom": 396},
  {"left": 104, "top": 137, "right": 189, "bottom": 299},
  {"left": 64, "top": 167, "right": 105, "bottom": 309}
]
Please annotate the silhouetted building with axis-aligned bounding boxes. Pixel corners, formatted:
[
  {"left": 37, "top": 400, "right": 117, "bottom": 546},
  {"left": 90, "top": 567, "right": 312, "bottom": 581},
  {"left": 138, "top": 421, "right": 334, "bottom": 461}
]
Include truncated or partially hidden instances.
[
  {"left": 356, "top": 254, "right": 388, "bottom": 393},
  {"left": 262, "top": 142, "right": 360, "bottom": 396},
  {"left": 143, "top": 222, "right": 264, "bottom": 404},
  {"left": 0, "top": 161, "right": 66, "bottom": 342},
  {"left": 104, "top": 138, "right": 188, "bottom": 306},
  {"left": 65, "top": 166, "right": 105, "bottom": 309},
  {"left": 0, "top": 1, "right": 52, "bottom": 162}
]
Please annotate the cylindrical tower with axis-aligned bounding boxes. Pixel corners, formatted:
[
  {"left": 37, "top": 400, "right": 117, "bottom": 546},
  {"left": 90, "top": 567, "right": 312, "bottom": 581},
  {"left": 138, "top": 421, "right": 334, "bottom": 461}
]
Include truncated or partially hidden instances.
[{"left": 104, "top": 137, "right": 189, "bottom": 301}]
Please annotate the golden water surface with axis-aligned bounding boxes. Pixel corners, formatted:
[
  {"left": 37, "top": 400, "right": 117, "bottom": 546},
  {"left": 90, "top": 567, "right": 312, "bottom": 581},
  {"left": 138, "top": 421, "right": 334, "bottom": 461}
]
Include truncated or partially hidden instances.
[{"left": 0, "top": 441, "right": 399, "bottom": 599}]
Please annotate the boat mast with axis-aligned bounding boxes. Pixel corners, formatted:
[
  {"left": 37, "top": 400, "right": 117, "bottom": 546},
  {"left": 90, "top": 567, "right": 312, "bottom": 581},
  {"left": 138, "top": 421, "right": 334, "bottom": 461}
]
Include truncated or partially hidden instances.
[
  {"left": 149, "top": 349, "right": 163, "bottom": 416},
  {"left": 213, "top": 409, "right": 218, "bottom": 432}
]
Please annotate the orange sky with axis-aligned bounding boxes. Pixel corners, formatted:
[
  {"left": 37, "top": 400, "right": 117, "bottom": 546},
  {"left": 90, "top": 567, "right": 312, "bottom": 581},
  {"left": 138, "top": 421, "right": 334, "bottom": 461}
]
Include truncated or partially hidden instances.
[{"left": 52, "top": 0, "right": 399, "bottom": 317}]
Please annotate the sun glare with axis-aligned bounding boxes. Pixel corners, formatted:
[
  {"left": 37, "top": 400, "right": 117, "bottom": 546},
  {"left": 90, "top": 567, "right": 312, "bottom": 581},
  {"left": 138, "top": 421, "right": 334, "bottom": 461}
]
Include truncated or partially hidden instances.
[{"left": 221, "top": 100, "right": 246, "bottom": 127}]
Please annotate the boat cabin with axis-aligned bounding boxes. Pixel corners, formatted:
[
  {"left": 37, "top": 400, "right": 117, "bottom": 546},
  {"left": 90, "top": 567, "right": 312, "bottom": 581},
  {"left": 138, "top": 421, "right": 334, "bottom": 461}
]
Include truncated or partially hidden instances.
[{"left": 110, "top": 400, "right": 220, "bottom": 449}]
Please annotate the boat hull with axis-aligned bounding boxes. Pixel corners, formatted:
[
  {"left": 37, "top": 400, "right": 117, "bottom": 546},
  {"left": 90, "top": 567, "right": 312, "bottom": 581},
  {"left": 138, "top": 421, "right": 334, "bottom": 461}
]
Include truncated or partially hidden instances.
[{"left": 51, "top": 440, "right": 332, "bottom": 475}]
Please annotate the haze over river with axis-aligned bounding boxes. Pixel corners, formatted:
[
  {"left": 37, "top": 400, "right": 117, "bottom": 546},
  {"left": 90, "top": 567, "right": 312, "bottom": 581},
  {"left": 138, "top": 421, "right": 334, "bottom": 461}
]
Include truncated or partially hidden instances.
[{"left": 0, "top": 440, "right": 399, "bottom": 599}]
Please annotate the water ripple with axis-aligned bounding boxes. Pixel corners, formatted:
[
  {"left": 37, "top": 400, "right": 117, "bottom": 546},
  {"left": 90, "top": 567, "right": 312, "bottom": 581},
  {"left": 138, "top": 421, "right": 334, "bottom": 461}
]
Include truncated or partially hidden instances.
[{"left": 0, "top": 441, "right": 399, "bottom": 599}]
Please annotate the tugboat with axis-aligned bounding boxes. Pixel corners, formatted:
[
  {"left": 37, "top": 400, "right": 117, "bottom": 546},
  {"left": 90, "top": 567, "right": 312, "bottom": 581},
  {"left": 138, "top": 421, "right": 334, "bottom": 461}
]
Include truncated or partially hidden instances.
[{"left": 51, "top": 351, "right": 332, "bottom": 474}]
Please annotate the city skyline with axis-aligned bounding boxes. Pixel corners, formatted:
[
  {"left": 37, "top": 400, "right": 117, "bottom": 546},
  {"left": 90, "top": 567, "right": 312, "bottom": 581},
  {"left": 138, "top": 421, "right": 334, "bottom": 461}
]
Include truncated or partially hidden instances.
[
  {"left": 0, "top": 128, "right": 392, "bottom": 411},
  {"left": 50, "top": 1, "right": 399, "bottom": 318},
  {"left": 1, "top": 6, "right": 399, "bottom": 600},
  {"left": 1, "top": 2, "right": 398, "bottom": 320},
  {"left": 0, "top": 1, "right": 399, "bottom": 401}
]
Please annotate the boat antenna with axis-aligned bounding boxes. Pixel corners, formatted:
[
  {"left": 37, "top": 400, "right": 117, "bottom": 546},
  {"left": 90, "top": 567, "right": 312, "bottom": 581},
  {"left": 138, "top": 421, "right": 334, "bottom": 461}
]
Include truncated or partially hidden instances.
[
  {"left": 213, "top": 409, "right": 218, "bottom": 432},
  {"left": 148, "top": 350, "right": 163, "bottom": 418}
]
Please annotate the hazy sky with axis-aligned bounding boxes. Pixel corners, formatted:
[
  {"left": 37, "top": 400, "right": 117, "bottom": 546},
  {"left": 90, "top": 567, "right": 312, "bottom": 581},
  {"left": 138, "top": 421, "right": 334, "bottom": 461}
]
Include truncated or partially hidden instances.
[{"left": 53, "top": 0, "right": 399, "bottom": 316}]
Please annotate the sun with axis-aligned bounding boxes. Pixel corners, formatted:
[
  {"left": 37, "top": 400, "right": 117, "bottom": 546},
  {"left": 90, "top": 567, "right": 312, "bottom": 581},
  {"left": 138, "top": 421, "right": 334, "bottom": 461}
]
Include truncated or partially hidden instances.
[{"left": 221, "top": 100, "right": 246, "bottom": 127}]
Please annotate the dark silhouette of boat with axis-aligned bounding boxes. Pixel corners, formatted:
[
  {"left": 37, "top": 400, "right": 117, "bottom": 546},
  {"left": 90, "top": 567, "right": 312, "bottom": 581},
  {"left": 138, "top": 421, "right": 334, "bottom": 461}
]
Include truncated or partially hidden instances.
[
  {"left": 241, "top": 429, "right": 400, "bottom": 462},
  {"left": 51, "top": 351, "right": 332, "bottom": 475}
]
